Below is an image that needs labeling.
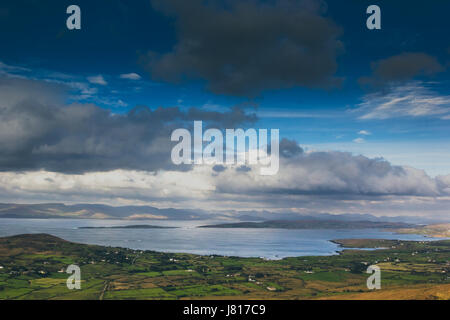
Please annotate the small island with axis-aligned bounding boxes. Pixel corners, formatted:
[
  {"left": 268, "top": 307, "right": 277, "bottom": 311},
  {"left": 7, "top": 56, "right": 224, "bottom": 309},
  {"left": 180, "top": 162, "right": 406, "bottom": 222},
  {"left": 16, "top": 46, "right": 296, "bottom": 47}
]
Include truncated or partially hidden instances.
[{"left": 79, "top": 225, "right": 177, "bottom": 229}]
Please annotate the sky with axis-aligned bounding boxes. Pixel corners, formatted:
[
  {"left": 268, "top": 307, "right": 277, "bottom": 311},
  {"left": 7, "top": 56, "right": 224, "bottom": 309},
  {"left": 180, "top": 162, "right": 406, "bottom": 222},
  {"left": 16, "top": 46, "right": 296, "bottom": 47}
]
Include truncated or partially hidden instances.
[{"left": 0, "top": 0, "right": 449, "bottom": 219}]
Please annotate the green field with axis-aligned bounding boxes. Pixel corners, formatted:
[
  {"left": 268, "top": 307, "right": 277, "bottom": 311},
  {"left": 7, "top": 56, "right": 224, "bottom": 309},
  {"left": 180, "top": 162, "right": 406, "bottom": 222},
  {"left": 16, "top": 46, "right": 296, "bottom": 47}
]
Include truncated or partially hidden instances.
[{"left": 0, "top": 234, "right": 448, "bottom": 300}]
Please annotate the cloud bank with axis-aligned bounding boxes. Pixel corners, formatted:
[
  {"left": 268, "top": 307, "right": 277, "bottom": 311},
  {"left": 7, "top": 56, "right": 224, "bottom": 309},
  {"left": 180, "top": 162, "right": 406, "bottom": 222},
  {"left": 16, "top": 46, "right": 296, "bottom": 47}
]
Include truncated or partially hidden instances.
[
  {"left": 0, "top": 76, "right": 255, "bottom": 173},
  {"left": 0, "top": 73, "right": 449, "bottom": 218}
]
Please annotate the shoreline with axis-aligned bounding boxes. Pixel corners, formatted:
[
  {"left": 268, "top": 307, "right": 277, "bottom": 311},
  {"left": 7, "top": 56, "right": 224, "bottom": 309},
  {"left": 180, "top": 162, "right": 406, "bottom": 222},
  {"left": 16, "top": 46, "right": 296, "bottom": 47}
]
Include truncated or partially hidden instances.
[{"left": 0, "top": 231, "right": 444, "bottom": 260}]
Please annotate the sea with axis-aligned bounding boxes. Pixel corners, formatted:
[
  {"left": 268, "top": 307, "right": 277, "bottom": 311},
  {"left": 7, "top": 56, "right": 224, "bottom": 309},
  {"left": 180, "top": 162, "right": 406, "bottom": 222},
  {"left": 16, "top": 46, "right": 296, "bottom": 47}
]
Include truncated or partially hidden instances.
[{"left": 0, "top": 218, "right": 443, "bottom": 259}]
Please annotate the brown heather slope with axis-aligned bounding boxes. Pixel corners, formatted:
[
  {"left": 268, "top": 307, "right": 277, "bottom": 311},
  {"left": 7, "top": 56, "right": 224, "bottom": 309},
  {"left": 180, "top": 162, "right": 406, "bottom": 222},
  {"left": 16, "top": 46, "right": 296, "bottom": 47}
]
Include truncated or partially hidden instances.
[{"left": 320, "top": 283, "right": 450, "bottom": 300}]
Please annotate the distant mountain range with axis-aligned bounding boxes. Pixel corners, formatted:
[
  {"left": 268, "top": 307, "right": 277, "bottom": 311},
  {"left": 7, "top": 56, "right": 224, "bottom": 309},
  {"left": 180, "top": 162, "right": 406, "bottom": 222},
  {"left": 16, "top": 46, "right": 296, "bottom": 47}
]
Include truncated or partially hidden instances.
[
  {"left": 0, "top": 203, "right": 447, "bottom": 224},
  {"left": 0, "top": 203, "right": 200, "bottom": 220}
]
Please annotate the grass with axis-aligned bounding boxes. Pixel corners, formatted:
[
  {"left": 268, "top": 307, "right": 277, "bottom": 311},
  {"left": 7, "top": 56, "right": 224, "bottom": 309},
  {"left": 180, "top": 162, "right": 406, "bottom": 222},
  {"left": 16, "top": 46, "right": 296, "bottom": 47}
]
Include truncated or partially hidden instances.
[{"left": 104, "top": 288, "right": 173, "bottom": 299}]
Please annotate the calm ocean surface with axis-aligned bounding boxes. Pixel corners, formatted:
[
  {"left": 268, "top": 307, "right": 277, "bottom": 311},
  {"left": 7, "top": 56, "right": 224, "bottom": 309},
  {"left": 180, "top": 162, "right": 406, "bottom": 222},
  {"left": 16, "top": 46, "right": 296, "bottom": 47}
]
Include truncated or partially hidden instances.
[{"left": 0, "top": 218, "right": 442, "bottom": 259}]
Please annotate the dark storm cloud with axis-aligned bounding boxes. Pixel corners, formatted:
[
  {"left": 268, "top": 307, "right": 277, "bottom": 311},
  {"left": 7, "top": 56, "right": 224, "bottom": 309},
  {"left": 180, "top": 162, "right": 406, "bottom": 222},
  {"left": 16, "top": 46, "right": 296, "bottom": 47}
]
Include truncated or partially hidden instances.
[
  {"left": 279, "top": 138, "right": 303, "bottom": 158},
  {"left": 143, "top": 0, "right": 343, "bottom": 96},
  {"left": 0, "top": 77, "right": 256, "bottom": 173},
  {"left": 212, "top": 164, "right": 227, "bottom": 173},
  {"left": 359, "top": 52, "right": 445, "bottom": 88}
]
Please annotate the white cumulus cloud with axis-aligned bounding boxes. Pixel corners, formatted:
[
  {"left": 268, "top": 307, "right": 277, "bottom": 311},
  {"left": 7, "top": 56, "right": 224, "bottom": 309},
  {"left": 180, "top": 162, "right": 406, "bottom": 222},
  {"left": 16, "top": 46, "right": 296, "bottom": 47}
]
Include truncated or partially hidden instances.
[
  {"left": 87, "top": 75, "right": 107, "bottom": 85},
  {"left": 120, "top": 73, "right": 141, "bottom": 80}
]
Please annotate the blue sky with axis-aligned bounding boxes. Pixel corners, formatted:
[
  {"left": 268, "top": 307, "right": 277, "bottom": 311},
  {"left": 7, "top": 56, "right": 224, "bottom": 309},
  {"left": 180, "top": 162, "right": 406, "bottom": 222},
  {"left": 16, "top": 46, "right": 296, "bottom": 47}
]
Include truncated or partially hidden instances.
[
  {"left": 0, "top": 0, "right": 449, "bottom": 217},
  {"left": 1, "top": 1, "right": 448, "bottom": 177}
]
